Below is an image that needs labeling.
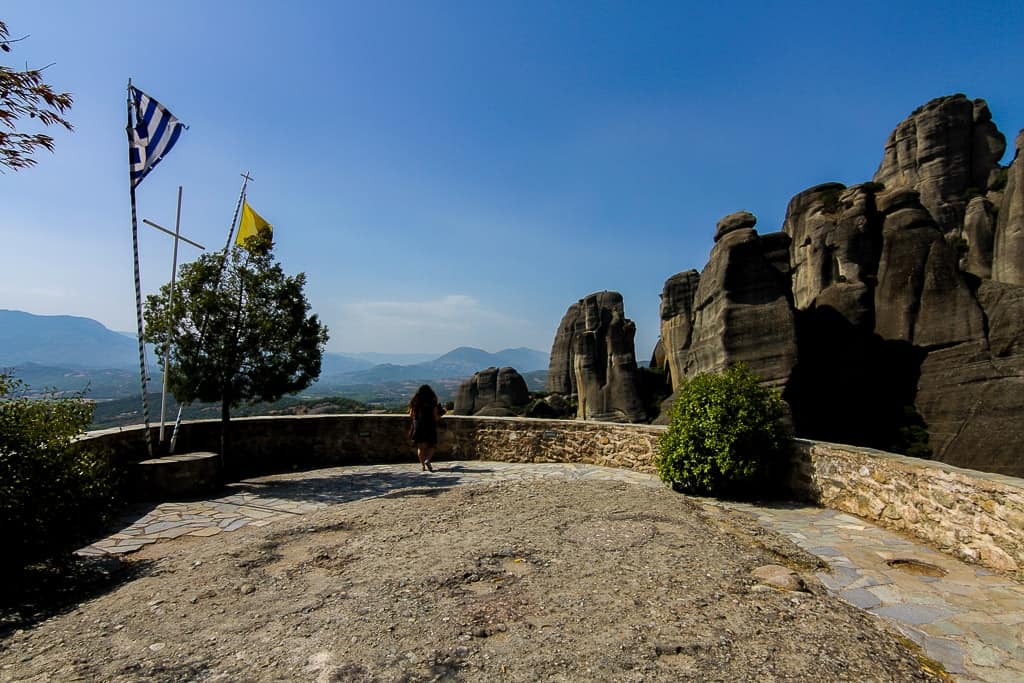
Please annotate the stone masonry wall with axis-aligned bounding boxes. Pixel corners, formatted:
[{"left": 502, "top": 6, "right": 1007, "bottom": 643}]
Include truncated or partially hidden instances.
[
  {"left": 441, "top": 416, "right": 661, "bottom": 474},
  {"left": 86, "top": 415, "right": 661, "bottom": 479},
  {"left": 789, "top": 439, "right": 1024, "bottom": 577},
  {"left": 86, "top": 417, "right": 1024, "bottom": 576}
]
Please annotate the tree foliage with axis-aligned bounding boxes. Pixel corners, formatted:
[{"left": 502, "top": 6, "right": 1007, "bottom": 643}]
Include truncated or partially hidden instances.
[
  {"left": 0, "top": 373, "right": 117, "bottom": 569},
  {"left": 655, "top": 364, "right": 788, "bottom": 498},
  {"left": 143, "top": 229, "right": 329, "bottom": 452},
  {"left": 0, "top": 20, "right": 73, "bottom": 171}
]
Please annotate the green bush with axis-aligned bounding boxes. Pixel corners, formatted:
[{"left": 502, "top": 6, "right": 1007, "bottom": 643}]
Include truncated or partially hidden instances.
[
  {"left": 655, "top": 364, "right": 788, "bottom": 498},
  {"left": 0, "top": 373, "right": 118, "bottom": 570}
]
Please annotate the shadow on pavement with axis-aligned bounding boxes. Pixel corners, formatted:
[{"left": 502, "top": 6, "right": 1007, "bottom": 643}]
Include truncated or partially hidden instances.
[{"left": 226, "top": 468, "right": 470, "bottom": 506}]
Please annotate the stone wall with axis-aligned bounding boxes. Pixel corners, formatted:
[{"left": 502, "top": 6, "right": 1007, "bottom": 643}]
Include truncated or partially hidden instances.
[
  {"left": 85, "top": 417, "right": 1024, "bottom": 576},
  {"left": 441, "top": 416, "right": 660, "bottom": 474},
  {"left": 788, "top": 439, "right": 1024, "bottom": 577},
  {"left": 86, "top": 415, "right": 662, "bottom": 479}
]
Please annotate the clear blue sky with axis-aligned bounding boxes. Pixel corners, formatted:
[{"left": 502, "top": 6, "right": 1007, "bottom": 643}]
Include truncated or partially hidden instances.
[{"left": 3, "top": 1, "right": 1022, "bottom": 357}]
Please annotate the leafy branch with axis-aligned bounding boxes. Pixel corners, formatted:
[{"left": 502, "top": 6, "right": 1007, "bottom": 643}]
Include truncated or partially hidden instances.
[{"left": 0, "top": 19, "right": 73, "bottom": 171}]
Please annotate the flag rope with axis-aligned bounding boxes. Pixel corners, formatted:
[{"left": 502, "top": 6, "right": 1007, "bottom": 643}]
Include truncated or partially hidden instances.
[
  {"left": 125, "top": 80, "right": 187, "bottom": 456},
  {"left": 128, "top": 182, "right": 154, "bottom": 457},
  {"left": 126, "top": 82, "right": 154, "bottom": 456}
]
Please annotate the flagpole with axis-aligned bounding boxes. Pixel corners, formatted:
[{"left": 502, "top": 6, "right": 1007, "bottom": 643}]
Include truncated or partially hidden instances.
[
  {"left": 221, "top": 172, "right": 253, "bottom": 264},
  {"left": 126, "top": 79, "right": 154, "bottom": 457}
]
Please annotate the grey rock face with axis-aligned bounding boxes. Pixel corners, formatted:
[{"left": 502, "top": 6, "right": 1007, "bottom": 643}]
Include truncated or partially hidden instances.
[
  {"left": 573, "top": 292, "right": 647, "bottom": 423},
  {"left": 784, "top": 96, "right": 1021, "bottom": 475},
  {"left": 546, "top": 304, "right": 580, "bottom": 395},
  {"left": 873, "top": 94, "right": 1006, "bottom": 235},
  {"left": 658, "top": 270, "right": 700, "bottom": 391},
  {"left": 783, "top": 182, "right": 883, "bottom": 329},
  {"left": 994, "top": 130, "right": 1024, "bottom": 285},
  {"left": 917, "top": 282, "right": 1024, "bottom": 468},
  {"left": 915, "top": 279, "right": 1024, "bottom": 476},
  {"left": 873, "top": 190, "right": 984, "bottom": 347},
  {"left": 684, "top": 216, "right": 798, "bottom": 392},
  {"left": 714, "top": 211, "right": 757, "bottom": 242},
  {"left": 453, "top": 366, "right": 530, "bottom": 416},
  {"left": 963, "top": 196, "right": 996, "bottom": 278},
  {"left": 548, "top": 291, "right": 646, "bottom": 423}
]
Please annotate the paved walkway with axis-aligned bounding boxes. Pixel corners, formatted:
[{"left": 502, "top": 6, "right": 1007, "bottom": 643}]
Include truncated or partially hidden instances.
[{"left": 78, "top": 461, "right": 1023, "bottom": 683}]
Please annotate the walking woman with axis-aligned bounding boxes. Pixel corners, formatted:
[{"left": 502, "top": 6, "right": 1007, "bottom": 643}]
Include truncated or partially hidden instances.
[{"left": 408, "top": 384, "right": 443, "bottom": 471}]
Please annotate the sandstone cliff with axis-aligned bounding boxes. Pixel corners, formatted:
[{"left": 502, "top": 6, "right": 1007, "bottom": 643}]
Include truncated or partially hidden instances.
[
  {"left": 654, "top": 94, "right": 1024, "bottom": 477},
  {"left": 546, "top": 291, "right": 646, "bottom": 423},
  {"left": 453, "top": 366, "right": 530, "bottom": 417}
]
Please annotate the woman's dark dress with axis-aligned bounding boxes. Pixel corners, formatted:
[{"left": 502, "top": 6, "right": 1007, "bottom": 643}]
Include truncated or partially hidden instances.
[{"left": 411, "top": 406, "right": 438, "bottom": 445}]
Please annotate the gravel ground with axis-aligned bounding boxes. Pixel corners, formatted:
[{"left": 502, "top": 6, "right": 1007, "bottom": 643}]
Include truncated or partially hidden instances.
[{"left": 1, "top": 479, "right": 943, "bottom": 682}]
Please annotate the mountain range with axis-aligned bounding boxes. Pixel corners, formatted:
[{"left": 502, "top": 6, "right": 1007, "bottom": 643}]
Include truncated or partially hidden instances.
[
  {"left": 0, "top": 310, "right": 549, "bottom": 399},
  {"left": 0, "top": 310, "right": 146, "bottom": 369}
]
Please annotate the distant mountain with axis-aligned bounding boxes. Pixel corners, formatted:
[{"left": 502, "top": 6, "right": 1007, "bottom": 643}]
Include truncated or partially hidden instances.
[
  {"left": 320, "top": 346, "right": 549, "bottom": 386},
  {"left": 343, "top": 351, "right": 438, "bottom": 365},
  {"left": 1, "top": 310, "right": 550, "bottom": 401},
  {"left": 0, "top": 310, "right": 145, "bottom": 369},
  {"left": 320, "top": 352, "right": 376, "bottom": 376}
]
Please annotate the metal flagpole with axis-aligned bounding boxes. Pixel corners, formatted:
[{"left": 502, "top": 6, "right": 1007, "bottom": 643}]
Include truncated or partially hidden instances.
[
  {"left": 220, "top": 172, "right": 253, "bottom": 272},
  {"left": 126, "top": 79, "right": 154, "bottom": 457}
]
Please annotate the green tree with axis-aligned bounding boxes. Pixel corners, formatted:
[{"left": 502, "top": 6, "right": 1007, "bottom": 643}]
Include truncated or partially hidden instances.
[
  {"left": 655, "top": 363, "right": 788, "bottom": 498},
  {"left": 0, "top": 373, "right": 117, "bottom": 569},
  {"left": 0, "top": 20, "right": 73, "bottom": 171},
  {"left": 144, "top": 229, "right": 329, "bottom": 457}
]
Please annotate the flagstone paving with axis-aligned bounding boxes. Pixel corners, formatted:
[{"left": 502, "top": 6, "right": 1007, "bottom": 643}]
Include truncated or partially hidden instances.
[{"left": 77, "top": 461, "right": 1023, "bottom": 682}]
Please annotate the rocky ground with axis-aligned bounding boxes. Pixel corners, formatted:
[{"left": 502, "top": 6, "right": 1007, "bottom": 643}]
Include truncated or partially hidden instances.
[{"left": 1, "top": 479, "right": 943, "bottom": 682}]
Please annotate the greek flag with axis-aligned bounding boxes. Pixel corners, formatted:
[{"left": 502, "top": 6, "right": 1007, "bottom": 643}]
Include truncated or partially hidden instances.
[{"left": 128, "top": 85, "right": 187, "bottom": 188}]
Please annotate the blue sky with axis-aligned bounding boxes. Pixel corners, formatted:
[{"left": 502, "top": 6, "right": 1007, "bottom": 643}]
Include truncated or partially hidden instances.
[{"left": 2, "top": 1, "right": 1022, "bottom": 357}]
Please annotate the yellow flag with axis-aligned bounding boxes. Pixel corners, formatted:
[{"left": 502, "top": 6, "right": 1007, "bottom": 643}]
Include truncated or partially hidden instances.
[{"left": 235, "top": 201, "right": 272, "bottom": 249}]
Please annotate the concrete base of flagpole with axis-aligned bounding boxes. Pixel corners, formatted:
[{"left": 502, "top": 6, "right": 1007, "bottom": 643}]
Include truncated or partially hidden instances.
[{"left": 129, "top": 451, "right": 222, "bottom": 501}]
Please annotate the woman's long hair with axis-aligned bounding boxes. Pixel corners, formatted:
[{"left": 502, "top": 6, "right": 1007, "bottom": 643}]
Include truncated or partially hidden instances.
[{"left": 408, "top": 384, "right": 437, "bottom": 415}]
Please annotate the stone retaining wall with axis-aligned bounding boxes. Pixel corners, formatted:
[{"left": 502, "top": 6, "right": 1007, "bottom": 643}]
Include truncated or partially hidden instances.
[
  {"left": 85, "top": 416, "right": 1024, "bottom": 575},
  {"left": 788, "top": 439, "right": 1024, "bottom": 576},
  {"left": 87, "top": 415, "right": 661, "bottom": 478}
]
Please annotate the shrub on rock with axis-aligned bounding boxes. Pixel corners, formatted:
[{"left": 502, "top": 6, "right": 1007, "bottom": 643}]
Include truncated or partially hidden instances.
[{"left": 655, "top": 364, "right": 788, "bottom": 498}]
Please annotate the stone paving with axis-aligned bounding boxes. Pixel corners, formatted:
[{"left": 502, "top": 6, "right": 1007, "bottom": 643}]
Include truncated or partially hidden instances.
[{"left": 78, "top": 461, "right": 1023, "bottom": 682}]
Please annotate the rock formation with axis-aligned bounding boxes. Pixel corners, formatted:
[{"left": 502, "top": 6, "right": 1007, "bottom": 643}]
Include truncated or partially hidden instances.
[
  {"left": 680, "top": 212, "right": 798, "bottom": 392},
  {"left": 994, "top": 130, "right": 1024, "bottom": 285},
  {"left": 873, "top": 94, "right": 1005, "bottom": 236},
  {"left": 545, "top": 291, "right": 646, "bottom": 423},
  {"left": 653, "top": 94, "right": 1024, "bottom": 476},
  {"left": 453, "top": 366, "right": 529, "bottom": 416},
  {"left": 783, "top": 182, "right": 882, "bottom": 329},
  {"left": 546, "top": 305, "right": 579, "bottom": 396},
  {"left": 658, "top": 270, "right": 699, "bottom": 388}
]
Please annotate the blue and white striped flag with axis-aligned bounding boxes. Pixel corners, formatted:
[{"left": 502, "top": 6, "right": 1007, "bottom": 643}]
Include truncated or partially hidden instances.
[{"left": 128, "top": 85, "right": 187, "bottom": 188}]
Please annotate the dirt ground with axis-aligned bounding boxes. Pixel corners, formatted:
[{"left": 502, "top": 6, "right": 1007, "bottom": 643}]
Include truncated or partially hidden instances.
[{"left": 1, "top": 479, "right": 942, "bottom": 682}]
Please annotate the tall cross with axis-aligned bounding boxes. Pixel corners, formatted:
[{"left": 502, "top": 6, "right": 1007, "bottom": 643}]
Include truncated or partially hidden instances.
[{"left": 143, "top": 186, "right": 205, "bottom": 444}]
